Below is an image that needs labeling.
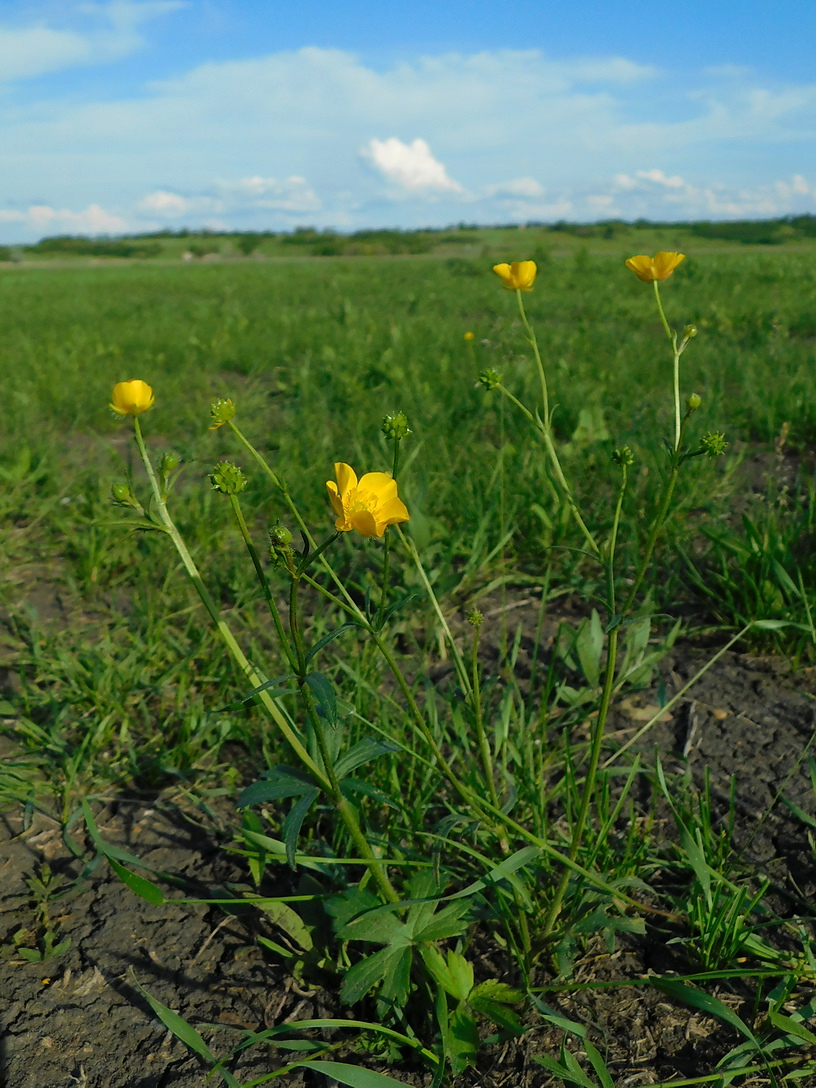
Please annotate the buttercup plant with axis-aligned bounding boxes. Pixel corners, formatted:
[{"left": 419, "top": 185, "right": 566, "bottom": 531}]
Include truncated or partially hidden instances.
[{"left": 91, "top": 248, "right": 797, "bottom": 1086}]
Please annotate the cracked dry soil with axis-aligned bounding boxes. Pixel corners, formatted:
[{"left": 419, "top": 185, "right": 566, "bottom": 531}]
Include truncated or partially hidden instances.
[{"left": 2, "top": 644, "right": 816, "bottom": 1087}]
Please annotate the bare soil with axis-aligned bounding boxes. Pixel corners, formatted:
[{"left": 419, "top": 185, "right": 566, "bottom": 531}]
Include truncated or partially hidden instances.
[{"left": 2, "top": 629, "right": 816, "bottom": 1086}]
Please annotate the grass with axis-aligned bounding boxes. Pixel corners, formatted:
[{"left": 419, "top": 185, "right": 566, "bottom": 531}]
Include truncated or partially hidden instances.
[{"left": 2, "top": 230, "right": 816, "bottom": 1084}]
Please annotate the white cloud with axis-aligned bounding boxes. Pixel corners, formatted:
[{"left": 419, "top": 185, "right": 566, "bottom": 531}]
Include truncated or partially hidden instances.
[
  {"left": 487, "top": 177, "right": 546, "bottom": 198},
  {"left": 0, "top": 202, "right": 126, "bottom": 233},
  {"left": 364, "top": 138, "right": 463, "bottom": 194},
  {"left": 138, "top": 176, "right": 321, "bottom": 219},
  {"left": 0, "top": 45, "right": 814, "bottom": 237},
  {"left": 0, "top": 1, "right": 184, "bottom": 82},
  {"left": 139, "top": 189, "right": 191, "bottom": 214}
]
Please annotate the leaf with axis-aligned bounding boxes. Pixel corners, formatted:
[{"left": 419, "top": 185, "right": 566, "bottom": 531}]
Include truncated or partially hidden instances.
[
  {"left": 413, "top": 898, "right": 471, "bottom": 942},
  {"left": 650, "top": 978, "right": 759, "bottom": 1045},
  {"left": 305, "top": 623, "right": 359, "bottom": 663},
  {"left": 339, "top": 777, "right": 398, "bottom": 809},
  {"left": 132, "top": 979, "right": 241, "bottom": 1087},
  {"left": 257, "top": 901, "right": 313, "bottom": 952},
  {"left": 583, "top": 1039, "right": 616, "bottom": 1088},
  {"left": 575, "top": 610, "right": 604, "bottom": 687},
  {"left": 108, "top": 857, "right": 165, "bottom": 905},
  {"left": 297, "top": 1062, "right": 410, "bottom": 1087},
  {"left": 445, "top": 845, "right": 541, "bottom": 901},
  {"left": 335, "top": 738, "right": 400, "bottom": 780},
  {"left": 282, "top": 787, "right": 320, "bottom": 869},
  {"left": 446, "top": 1006, "right": 479, "bottom": 1074},
  {"left": 341, "top": 944, "right": 406, "bottom": 1004},
  {"left": 237, "top": 765, "right": 318, "bottom": 808},
  {"left": 306, "top": 672, "right": 338, "bottom": 727},
  {"left": 767, "top": 1011, "right": 816, "bottom": 1046},
  {"left": 217, "top": 673, "right": 293, "bottom": 711}
]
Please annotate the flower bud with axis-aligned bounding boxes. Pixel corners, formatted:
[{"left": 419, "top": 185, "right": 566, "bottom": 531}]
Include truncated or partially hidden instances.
[
  {"left": 209, "top": 397, "right": 236, "bottom": 430},
  {"left": 478, "top": 368, "right": 502, "bottom": 391},
  {"left": 111, "top": 481, "right": 133, "bottom": 504},
  {"left": 611, "top": 446, "right": 634, "bottom": 467},
  {"left": 381, "top": 411, "right": 412, "bottom": 441},
  {"left": 209, "top": 461, "right": 248, "bottom": 494},
  {"left": 682, "top": 324, "right": 698, "bottom": 340},
  {"left": 269, "top": 524, "right": 293, "bottom": 548},
  {"left": 110, "top": 379, "right": 155, "bottom": 417},
  {"left": 159, "top": 451, "right": 180, "bottom": 474},
  {"left": 686, "top": 393, "right": 702, "bottom": 411},
  {"left": 701, "top": 431, "right": 728, "bottom": 457}
]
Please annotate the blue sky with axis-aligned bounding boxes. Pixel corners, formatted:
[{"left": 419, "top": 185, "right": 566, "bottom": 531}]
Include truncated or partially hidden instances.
[{"left": 1, "top": 0, "right": 814, "bottom": 240}]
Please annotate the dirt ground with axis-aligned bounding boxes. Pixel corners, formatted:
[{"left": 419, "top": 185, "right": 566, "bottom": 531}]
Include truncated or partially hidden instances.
[{"left": 2, "top": 636, "right": 816, "bottom": 1087}]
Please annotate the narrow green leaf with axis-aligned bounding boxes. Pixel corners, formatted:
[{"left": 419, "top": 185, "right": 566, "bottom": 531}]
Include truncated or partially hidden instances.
[
  {"left": 650, "top": 978, "right": 759, "bottom": 1045},
  {"left": 583, "top": 1039, "right": 616, "bottom": 1088},
  {"left": 133, "top": 980, "right": 241, "bottom": 1088},
  {"left": 238, "top": 766, "right": 318, "bottom": 808},
  {"left": 282, "top": 787, "right": 319, "bottom": 868},
  {"left": 444, "top": 845, "right": 541, "bottom": 901},
  {"left": 335, "top": 738, "right": 400, "bottom": 780},
  {"left": 305, "top": 623, "right": 359, "bottom": 663},
  {"left": 767, "top": 1011, "right": 816, "bottom": 1046},
  {"left": 108, "top": 857, "right": 165, "bottom": 905},
  {"left": 258, "top": 900, "right": 313, "bottom": 951},
  {"left": 306, "top": 672, "right": 337, "bottom": 727},
  {"left": 298, "top": 1061, "right": 410, "bottom": 1087}
]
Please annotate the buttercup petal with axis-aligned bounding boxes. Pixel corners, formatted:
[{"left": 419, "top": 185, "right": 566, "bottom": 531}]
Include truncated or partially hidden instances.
[
  {"left": 349, "top": 508, "right": 380, "bottom": 537},
  {"left": 378, "top": 496, "right": 410, "bottom": 525},
  {"left": 326, "top": 480, "right": 344, "bottom": 518},
  {"left": 625, "top": 255, "right": 655, "bottom": 282},
  {"left": 653, "top": 251, "right": 685, "bottom": 279},
  {"left": 334, "top": 462, "right": 358, "bottom": 497},
  {"left": 358, "top": 472, "right": 397, "bottom": 502}
]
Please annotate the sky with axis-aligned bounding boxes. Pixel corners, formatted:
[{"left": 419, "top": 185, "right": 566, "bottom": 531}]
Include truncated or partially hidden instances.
[{"left": 0, "top": 0, "right": 814, "bottom": 241}]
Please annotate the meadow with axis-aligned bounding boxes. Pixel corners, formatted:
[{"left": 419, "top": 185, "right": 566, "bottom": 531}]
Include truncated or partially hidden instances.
[{"left": 2, "top": 227, "right": 816, "bottom": 1087}]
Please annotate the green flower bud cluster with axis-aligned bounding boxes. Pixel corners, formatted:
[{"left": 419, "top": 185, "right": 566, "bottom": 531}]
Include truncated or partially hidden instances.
[
  {"left": 611, "top": 445, "right": 634, "bottom": 466},
  {"left": 111, "top": 481, "right": 136, "bottom": 505},
  {"left": 209, "top": 461, "right": 248, "bottom": 494},
  {"left": 159, "top": 451, "right": 180, "bottom": 474},
  {"left": 269, "top": 524, "right": 293, "bottom": 549},
  {"left": 701, "top": 431, "right": 728, "bottom": 457},
  {"left": 111, "top": 480, "right": 144, "bottom": 514},
  {"left": 466, "top": 608, "right": 484, "bottom": 627},
  {"left": 478, "top": 368, "right": 502, "bottom": 391},
  {"left": 209, "top": 397, "right": 236, "bottom": 430},
  {"left": 382, "top": 411, "right": 412, "bottom": 440}
]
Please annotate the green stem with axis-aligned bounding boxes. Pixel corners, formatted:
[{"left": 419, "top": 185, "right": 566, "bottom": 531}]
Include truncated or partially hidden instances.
[
  {"left": 227, "top": 420, "right": 358, "bottom": 611},
  {"left": 378, "top": 438, "right": 400, "bottom": 627},
  {"left": 606, "top": 464, "right": 628, "bottom": 617},
  {"left": 653, "top": 279, "right": 681, "bottom": 451},
  {"left": 132, "top": 418, "right": 328, "bottom": 787},
  {"left": 228, "top": 493, "right": 298, "bottom": 674},
  {"left": 496, "top": 378, "right": 600, "bottom": 557},
  {"left": 298, "top": 675, "right": 400, "bottom": 905},
  {"left": 542, "top": 624, "right": 619, "bottom": 937},
  {"left": 515, "top": 290, "right": 599, "bottom": 556},
  {"left": 470, "top": 623, "right": 500, "bottom": 811}
]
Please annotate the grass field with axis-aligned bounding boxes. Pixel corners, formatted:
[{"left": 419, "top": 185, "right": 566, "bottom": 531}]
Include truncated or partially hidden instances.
[{"left": 2, "top": 229, "right": 816, "bottom": 1086}]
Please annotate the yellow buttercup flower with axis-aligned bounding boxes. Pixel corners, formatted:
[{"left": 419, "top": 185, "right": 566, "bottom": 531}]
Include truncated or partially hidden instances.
[
  {"left": 326, "top": 463, "right": 409, "bottom": 538},
  {"left": 110, "top": 379, "right": 155, "bottom": 416},
  {"left": 463, "top": 331, "right": 475, "bottom": 341},
  {"left": 492, "top": 260, "right": 537, "bottom": 291},
  {"left": 625, "top": 252, "right": 686, "bottom": 282}
]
